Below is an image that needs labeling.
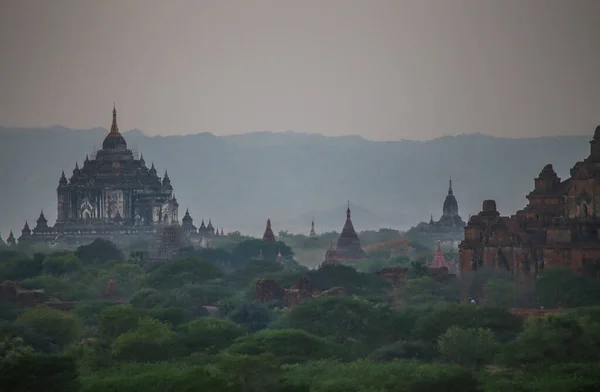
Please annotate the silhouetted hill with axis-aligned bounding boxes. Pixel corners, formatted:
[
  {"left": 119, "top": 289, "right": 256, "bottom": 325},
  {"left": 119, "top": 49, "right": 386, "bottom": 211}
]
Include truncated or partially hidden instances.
[{"left": 0, "top": 125, "right": 592, "bottom": 237}]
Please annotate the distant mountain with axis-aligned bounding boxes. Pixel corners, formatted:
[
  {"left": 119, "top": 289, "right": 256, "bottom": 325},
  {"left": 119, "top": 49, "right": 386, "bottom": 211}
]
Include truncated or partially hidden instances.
[{"left": 0, "top": 124, "right": 593, "bottom": 238}]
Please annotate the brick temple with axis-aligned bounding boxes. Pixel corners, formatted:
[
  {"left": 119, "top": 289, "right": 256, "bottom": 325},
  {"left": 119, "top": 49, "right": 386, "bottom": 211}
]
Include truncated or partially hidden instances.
[{"left": 459, "top": 125, "right": 600, "bottom": 280}]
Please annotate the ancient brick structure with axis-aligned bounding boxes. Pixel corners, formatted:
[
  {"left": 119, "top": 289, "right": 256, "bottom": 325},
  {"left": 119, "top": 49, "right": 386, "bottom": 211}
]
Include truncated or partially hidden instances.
[
  {"left": 459, "top": 126, "right": 600, "bottom": 280},
  {"left": 376, "top": 267, "right": 409, "bottom": 286},
  {"left": 262, "top": 218, "right": 276, "bottom": 243},
  {"left": 9, "top": 106, "right": 223, "bottom": 249},
  {"left": 12, "top": 106, "right": 177, "bottom": 247},
  {"left": 255, "top": 276, "right": 346, "bottom": 308},
  {"left": 321, "top": 203, "right": 367, "bottom": 264},
  {"left": 147, "top": 223, "right": 193, "bottom": 263},
  {"left": 181, "top": 210, "right": 222, "bottom": 245}
]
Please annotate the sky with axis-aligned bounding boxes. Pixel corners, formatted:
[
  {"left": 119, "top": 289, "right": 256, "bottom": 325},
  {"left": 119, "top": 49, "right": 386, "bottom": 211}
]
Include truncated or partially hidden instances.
[{"left": 1, "top": 0, "right": 599, "bottom": 141}]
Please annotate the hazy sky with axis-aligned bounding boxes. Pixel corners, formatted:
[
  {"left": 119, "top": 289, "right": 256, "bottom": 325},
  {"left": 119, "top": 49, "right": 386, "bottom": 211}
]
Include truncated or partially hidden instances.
[{"left": 1, "top": 0, "right": 599, "bottom": 141}]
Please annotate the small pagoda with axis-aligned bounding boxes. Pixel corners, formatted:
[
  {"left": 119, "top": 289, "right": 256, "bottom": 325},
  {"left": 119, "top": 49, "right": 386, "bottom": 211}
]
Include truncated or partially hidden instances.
[
  {"left": 262, "top": 218, "right": 276, "bottom": 243},
  {"left": 428, "top": 241, "right": 451, "bottom": 270}
]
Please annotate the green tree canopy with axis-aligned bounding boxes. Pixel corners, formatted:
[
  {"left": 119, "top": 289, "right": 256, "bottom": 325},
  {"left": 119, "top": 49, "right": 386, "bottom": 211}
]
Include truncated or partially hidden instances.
[
  {"left": 177, "top": 317, "right": 246, "bottom": 354},
  {"left": 145, "top": 257, "right": 223, "bottom": 290},
  {"left": 0, "top": 251, "right": 44, "bottom": 281},
  {"left": 75, "top": 239, "right": 124, "bottom": 266},
  {"left": 111, "top": 317, "right": 181, "bottom": 362},
  {"left": 16, "top": 306, "right": 82, "bottom": 348},
  {"left": 227, "top": 328, "right": 339, "bottom": 364},
  {"left": 437, "top": 326, "right": 499, "bottom": 368},
  {"left": 231, "top": 239, "right": 294, "bottom": 266},
  {"left": 98, "top": 304, "right": 149, "bottom": 339}
]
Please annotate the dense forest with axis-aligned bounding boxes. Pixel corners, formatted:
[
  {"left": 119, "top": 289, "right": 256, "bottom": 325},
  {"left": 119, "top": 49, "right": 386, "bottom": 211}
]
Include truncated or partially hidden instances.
[{"left": 1, "top": 233, "right": 600, "bottom": 392}]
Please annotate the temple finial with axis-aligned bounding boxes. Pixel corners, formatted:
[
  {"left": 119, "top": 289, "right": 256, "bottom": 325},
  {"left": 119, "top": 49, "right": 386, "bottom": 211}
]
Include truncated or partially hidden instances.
[
  {"left": 110, "top": 103, "right": 119, "bottom": 134},
  {"left": 448, "top": 176, "right": 453, "bottom": 194}
]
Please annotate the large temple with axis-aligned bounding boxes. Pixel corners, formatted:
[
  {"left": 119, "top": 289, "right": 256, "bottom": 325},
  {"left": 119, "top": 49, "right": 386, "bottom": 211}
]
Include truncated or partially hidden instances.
[
  {"left": 8, "top": 106, "right": 193, "bottom": 248},
  {"left": 459, "top": 126, "right": 600, "bottom": 281},
  {"left": 409, "top": 179, "right": 466, "bottom": 245},
  {"left": 322, "top": 202, "right": 367, "bottom": 264}
]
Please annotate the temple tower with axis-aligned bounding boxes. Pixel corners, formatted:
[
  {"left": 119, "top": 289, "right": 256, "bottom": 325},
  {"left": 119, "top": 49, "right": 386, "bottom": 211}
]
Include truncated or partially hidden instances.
[
  {"left": 263, "top": 218, "right": 276, "bottom": 243},
  {"left": 335, "top": 202, "right": 366, "bottom": 260}
]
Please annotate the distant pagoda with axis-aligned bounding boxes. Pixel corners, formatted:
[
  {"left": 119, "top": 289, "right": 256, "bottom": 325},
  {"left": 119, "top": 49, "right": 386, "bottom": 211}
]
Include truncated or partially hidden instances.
[
  {"left": 335, "top": 202, "right": 367, "bottom": 261},
  {"left": 262, "top": 218, "right": 276, "bottom": 243},
  {"left": 309, "top": 219, "right": 318, "bottom": 238},
  {"left": 321, "top": 202, "right": 366, "bottom": 264}
]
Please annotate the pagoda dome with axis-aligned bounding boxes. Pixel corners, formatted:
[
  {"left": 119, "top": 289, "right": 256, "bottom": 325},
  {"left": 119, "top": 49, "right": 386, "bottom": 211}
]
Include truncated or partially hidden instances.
[{"left": 442, "top": 179, "right": 459, "bottom": 217}]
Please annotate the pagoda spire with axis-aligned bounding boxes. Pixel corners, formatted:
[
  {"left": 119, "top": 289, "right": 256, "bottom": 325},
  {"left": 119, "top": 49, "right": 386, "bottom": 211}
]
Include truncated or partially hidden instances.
[
  {"left": 110, "top": 103, "right": 120, "bottom": 135},
  {"left": 346, "top": 200, "right": 351, "bottom": 218},
  {"left": 309, "top": 217, "right": 317, "bottom": 238},
  {"left": 448, "top": 176, "right": 453, "bottom": 195}
]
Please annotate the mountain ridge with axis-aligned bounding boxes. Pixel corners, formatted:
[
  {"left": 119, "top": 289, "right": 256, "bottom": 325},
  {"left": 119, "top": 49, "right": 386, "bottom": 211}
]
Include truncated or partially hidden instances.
[{"left": 0, "top": 125, "right": 593, "bottom": 238}]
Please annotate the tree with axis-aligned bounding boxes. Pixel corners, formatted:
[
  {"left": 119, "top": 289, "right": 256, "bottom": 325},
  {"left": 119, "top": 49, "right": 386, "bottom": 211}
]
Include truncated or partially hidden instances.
[
  {"left": 111, "top": 317, "right": 181, "bottom": 362},
  {"left": 0, "top": 251, "right": 43, "bottom": 281},
  {"left": 16, "top": 306, "right": 81, "bottom": 348},
  {"left": 408, "top": 260, "right": 429, "bottom": 278},
  {"left": 501, "top": 314, "right": 600, "bottom": 365},
  {"left": 149, "top": 307, "right": 190, "bottom": 327},
  {"left": 130, "top": 288, "right": 163, "bottom": 309},
  {"left": 177, "top": 317, "right": 245, "bottom": 354},
  {"left": 275, "top": 296, "right": 398, "bottom": 355},
  {"left": 42, "top": 253, "right": 82, "bottom": 276},
  {"left": 98, "top": 304, "right": 148, "bottom": 339},
  {"left": 146, "top": 257, "right": 223, "bottom": 289},
  {"left": 227, "top": 329, "right": 338, "bottom": 364},
  {"left": 109, "top": 262, "right": 144, "bottom": 297},
  {"left": 75, "top": 239, "right": 124, "bottom": 265},
  {"left": 0, "top": 337, "right": 33, "bottom": 362},
  {"left": 404, "top": 276, "right": 446, "bottom": 305},
  {"left": 0, "top": 354, "right": 80, "bottom": 392},
  {"left": 229, "top": 301, "right": 271, "bottom": 332},
  {"left": 231, "top": 239, "right": 294, "bottom": 266},
  {"left": 369, "top": 340, "right": 437, "bottom": 362},
  {"left": 535, "top": 267, "right": 591, "bottom": 308},
  {"left": 437, "top": 326, "right": 499, "bottom": 367},
  {"left": 411, "top": 304, "right": 523, "bottom": 344},
  {"left": 217, "top": 353, "right": 280, "bottom": 392},
  {"left": 484, "top": 278, "right": 516, "bottom": 307}
]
